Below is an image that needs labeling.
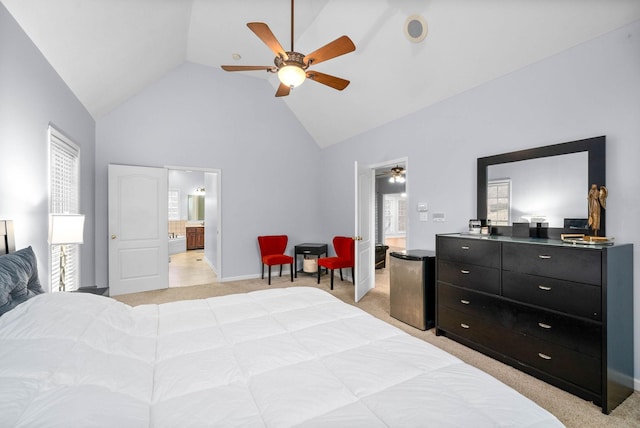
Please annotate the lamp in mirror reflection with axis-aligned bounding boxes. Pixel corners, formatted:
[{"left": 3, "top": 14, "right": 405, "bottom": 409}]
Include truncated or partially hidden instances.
[{"left": 48, "top": 214, "right": 85, "bottom": 292}]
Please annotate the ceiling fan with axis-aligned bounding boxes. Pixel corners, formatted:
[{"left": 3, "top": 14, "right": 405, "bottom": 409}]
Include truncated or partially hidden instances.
[
  {"left": 377, "top": 165, "right": 406, "bottom": 183},
  {"left": 221, "top": 0, "right": 356, "bottom": 97}
]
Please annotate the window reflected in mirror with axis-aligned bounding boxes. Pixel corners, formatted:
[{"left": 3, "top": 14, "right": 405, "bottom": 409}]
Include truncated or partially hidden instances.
[{"left": 487, "top": 179, "right": 511, "bottom": 226}]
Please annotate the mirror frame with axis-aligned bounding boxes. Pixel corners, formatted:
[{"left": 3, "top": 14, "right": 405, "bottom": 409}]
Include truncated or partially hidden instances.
[{"left": 477, "top": 135, "right": 606, "bottom": 238}]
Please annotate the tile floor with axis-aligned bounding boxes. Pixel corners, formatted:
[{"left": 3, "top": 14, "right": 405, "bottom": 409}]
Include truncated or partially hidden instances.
[{"left": 169, "top": 250, "right": 217, "bottom": 288}]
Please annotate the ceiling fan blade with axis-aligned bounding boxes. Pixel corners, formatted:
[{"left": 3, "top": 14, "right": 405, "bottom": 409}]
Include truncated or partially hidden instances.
[
  {"left": 247, "top": 22, "right": 287, "bottom": 59},
  {"left": 304, "top": 35, "right": 356, "bottom": 66},
  {"left": 221, "top": 65, "right": 273, "bottom": 72},
  {"left": 275, "top": 82, "right": 291, "bottom": 97},
  {"left": 306, "top": 71, "right": 350, "bottom": 91}
]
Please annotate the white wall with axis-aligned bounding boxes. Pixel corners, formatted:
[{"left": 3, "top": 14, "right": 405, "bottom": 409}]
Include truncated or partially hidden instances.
[
  {"left": 319, "top": 20, "right": 640, "bottom": 386},
  {"left": 95, "top": 62, "right": 323, "bottom": 282},
  {"left": 0, "top": 3, "right": 96, "bottom": 291}
]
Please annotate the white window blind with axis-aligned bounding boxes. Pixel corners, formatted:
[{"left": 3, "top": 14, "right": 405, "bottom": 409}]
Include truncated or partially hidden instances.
[{"left": 49, "top": 126, "right": 80, "bottom": 292}]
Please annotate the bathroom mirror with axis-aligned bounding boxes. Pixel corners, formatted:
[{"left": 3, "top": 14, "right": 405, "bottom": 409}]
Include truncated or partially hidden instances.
[
  {"left": 187, "top": 195, "right": 204, "bottom": 221},
  {"left": 477, "top": 136, "right": 605, "bottom": 238}
]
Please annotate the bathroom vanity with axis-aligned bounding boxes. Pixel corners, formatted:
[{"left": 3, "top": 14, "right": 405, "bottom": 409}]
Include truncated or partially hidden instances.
[{"left": 186, "top": 226, "right": 204, "bottom": 250}]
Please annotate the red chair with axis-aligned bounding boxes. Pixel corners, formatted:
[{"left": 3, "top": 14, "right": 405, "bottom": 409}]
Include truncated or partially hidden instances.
[
  {"left": 317, "top": 236, "right": 355, "bottom": 290},
  {"left": 258, "top": 235, "right": 294, "bottom": 285}
]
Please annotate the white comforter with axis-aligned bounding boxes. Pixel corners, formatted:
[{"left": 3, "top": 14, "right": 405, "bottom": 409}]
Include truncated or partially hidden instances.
[{"left": 0, "top": 287, "right": 563, "bottom": 427}]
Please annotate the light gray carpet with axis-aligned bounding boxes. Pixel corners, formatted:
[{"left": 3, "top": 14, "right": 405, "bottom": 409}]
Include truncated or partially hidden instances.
[{"left": 112, "top": 271, "right": 639, "bottom": 427}]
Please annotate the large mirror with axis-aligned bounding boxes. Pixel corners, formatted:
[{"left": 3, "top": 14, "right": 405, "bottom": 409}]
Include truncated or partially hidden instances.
[
  {"left": 187, "top": 195, "right": 204, "bottom": 221},
  {"left": 477, "top": 136, "right": 606, "bottom": 238}
]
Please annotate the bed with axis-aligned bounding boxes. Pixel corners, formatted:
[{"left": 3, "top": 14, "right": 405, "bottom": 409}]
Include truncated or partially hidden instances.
[{"left": 0, "top": 285, "right": 563, "bottom": 427}]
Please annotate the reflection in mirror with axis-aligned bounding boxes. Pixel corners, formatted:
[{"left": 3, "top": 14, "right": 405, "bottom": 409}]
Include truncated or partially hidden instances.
[
  {"left": 477, "top": 136, "right": 606, "bottom": 238},
  {"left": 188, "top": 195, "right": 204, "bottom": 221},
  {"left": 487, "top": 152, "right": 588, "bottom": 227}
]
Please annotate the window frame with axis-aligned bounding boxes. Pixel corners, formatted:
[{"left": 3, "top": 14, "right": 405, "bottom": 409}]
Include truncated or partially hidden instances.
[{"left": 48, "top": 125, "right": 81, "bottom": 292}]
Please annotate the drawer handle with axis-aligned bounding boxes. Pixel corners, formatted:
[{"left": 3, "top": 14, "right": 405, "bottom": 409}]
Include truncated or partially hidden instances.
[
  {"left": 538, "top": 353, "right": 552, "bottom": 360},
  {"left": 460, "top": 269, "right": 470, "bottom": 274},
  {"left": 460, "top": 323, "right": 470, "bottom": 329},
  {"left": 538, "top": 322, "right": 552, "bottom": 329},
  {"left": 460, "top": 299, "right": 470, "bottom": 305},
  {"left": 461, "top": 246, "right": 470, "bottom": 250},
  {"left": 538, "top": 255, "right": 552, "bottom": 259},
  {"left": 538, "top": 285, "right": 552, "bottom": 291}
]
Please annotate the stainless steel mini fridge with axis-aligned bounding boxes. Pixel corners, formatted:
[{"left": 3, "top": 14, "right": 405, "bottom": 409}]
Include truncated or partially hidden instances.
[{"left": 389, "top": 250, "right": 436, "bottom": 330}]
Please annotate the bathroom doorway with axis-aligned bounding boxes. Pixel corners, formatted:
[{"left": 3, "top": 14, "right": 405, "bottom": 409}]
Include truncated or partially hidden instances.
[{"left": 167, "top": 166, "right": 221, "bottom": 287}]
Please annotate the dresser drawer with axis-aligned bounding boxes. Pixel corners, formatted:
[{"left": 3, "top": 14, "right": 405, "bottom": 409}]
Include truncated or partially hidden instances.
[
  {"left": 437, "top": 237, "right": 500, "bottom": 268},
  {"left": 438, "top": 283, "right": 505, "bottom": 321},
  {"left": 502, "top": 243, "right": 601, "bottom": 285},
  {"left": 513, "top": 306, "right": 601, "bottom": 358},
  {"left": 511, "top": 334, "right": 601, "bottom": 394},
  {"left": 437, "top": 307, "right": 518, "bottom": 356},
  {"left": 437, "top": 260, "right": 500, "bottom": 294},
  {"left": 503, "top": 271, "right": 601, "bottom": 321}
]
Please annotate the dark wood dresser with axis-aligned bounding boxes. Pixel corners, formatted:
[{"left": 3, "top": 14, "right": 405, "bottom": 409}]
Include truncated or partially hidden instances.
[{"left": 435, "top": 233, "right": 634, "bottom": 414}]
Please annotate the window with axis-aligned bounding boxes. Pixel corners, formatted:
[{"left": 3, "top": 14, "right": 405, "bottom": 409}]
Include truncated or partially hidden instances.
[
  {"left": 49, "top": 126, "right": 80, "bottom": 292},
  {"left": 487, "top": 179, "right": 511, "bottom": 226},
  {"left": 383, "top": 193, "right": 407, "bottom": 236},
  {"left": 168, "top": 189, "right": 180, "bottom": 220}
]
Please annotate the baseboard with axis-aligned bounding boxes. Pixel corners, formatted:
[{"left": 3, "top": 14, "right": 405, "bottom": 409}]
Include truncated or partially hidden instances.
[
  {"left": 203, "top": 256, "right": 218, "bottom": 275},
  {"left": 220, "top": 267, "right": 300, "bottom": 283}
]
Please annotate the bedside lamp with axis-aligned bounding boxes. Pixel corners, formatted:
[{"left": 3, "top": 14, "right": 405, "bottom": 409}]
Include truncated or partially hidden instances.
[{"left": 48, "top": 214, "right": 85, "bottom": 292}]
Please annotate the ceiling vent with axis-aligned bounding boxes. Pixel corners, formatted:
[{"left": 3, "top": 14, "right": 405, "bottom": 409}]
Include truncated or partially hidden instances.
[{"left": 404, "top": 15, "right": 428, "bottom": 43}]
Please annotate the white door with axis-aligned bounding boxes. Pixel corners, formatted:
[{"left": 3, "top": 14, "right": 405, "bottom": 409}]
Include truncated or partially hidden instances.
[
  {"left": 354, "top": 161, "right": 374, "bottom": 302},
  {"left": 108, "top": 164, "right": 168, "bottom": 296}
]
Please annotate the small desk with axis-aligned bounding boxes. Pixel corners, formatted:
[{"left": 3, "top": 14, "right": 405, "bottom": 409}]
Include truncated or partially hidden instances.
[{"left": 294, "top": 243, "right": 328, "bottom": 277}]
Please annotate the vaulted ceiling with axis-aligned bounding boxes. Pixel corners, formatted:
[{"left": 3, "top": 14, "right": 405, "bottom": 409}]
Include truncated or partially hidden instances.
[{"left": 3, "top": 0, "right": 640, "bottom": 147}]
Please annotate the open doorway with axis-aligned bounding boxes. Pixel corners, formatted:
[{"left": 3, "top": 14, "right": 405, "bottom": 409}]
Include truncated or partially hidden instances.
[
  {"left": 375, "top": 162, "right": 407, "bottom": 254},
  {"left": 372, "top": 160, "right": 407, "bottom": 294},
  {"left": 167, "top": 167, "right": 221, "bottom": 287}
]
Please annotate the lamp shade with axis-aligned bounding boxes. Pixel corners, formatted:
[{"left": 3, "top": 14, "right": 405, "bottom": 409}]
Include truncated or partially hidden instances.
[
  {"left": 49, "top": 214, "right": 85, "bottom": 245},
  {"left": 278, "top": 65, "right": 306, "bottom": 88}
]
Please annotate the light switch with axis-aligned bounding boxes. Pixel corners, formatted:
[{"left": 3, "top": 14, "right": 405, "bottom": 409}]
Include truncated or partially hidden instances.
[{"left": 417, "top": 202, "right": 428, "bottom": 212}]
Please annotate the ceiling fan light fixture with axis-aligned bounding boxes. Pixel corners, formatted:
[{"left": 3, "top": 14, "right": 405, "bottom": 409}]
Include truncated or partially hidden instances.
[{"left": 278, "top": 64, "right": 306, "bottom": 88}]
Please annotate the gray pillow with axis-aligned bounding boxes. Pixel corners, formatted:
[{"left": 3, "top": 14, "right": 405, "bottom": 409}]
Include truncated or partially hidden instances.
[{"left": 0, "top": 246, "right": 45, "bottom": 316}]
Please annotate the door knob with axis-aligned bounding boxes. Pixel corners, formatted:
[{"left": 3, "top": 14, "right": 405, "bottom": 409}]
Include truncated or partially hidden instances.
[{"left": 111, "top": 235, "right": 117, "bottom": 239}]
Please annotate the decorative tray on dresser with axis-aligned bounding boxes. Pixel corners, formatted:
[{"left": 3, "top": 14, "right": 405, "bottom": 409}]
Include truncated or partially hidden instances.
[{"left": 435, "top": 233, "right": 634, "bottom": 414}]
